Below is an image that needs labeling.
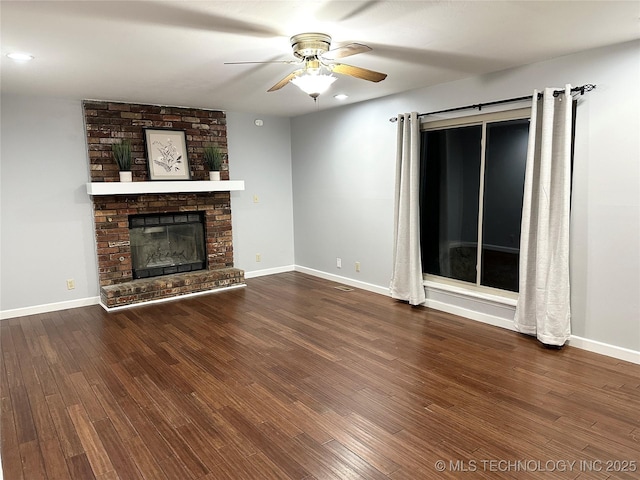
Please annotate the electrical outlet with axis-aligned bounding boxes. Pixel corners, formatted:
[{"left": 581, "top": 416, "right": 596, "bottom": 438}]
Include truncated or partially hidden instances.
[
  {"left": 256, "top": 253, "right": 261, "bottom": 262},
  {"left": 355, "top": 262, "right": 361, "bottom": 273},
  {"left": 66, "top": 279, "right": 75, "bottom": 290},
  {"left": 337, "top": 258, "right": 342, "bottom": 268}
]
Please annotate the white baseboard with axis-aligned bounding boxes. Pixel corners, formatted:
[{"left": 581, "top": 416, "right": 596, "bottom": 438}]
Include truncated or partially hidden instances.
[
  {"left": 244, "top": 265, "right": 295, "bottom": 279},
  {"left": 2, "top": 268, "right": 638, "bottom": 365},
  {"left": 99, "top": 284, "right": 247, "bottom": 312},
  {"left": 0, "top": 296, "right": 100, "bottom": 320},
  {"left": 296, "top": 266, "right": 639, "bottom": 365},
  {"left": 293, "top": 265, "right": 390, "bottom": 296},
  {"left": 423, "top": 297, "right": 517, "bottom": 332},
  {"left": 423, "top": 294, "right": 639, "bottom": 365},
  {"left": 567, "top": 335, "right": 640, "bottom": 365}
]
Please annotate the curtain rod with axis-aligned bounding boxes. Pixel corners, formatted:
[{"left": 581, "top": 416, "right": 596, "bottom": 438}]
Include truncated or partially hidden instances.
[{"left": 389, "top": 84, "right": 596, "bottom": 123}]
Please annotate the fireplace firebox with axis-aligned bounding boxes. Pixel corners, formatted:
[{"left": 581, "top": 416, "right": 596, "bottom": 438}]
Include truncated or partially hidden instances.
[{"left": 129, "top": 213, "right": 206, "bottom": 279}]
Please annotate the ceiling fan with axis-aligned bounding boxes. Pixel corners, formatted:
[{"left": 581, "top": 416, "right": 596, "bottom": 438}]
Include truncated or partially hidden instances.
[{"left": 225, "top": 33, "right": 387, "bottom": 100}]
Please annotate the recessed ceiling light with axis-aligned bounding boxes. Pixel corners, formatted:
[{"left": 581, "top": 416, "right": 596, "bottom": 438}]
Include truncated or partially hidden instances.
[
  {"left": 7, "top": 52, "right": 34, "bottom": 62},
  {"left": 334, "top": 94, "right": 349, "bottom": 100}
]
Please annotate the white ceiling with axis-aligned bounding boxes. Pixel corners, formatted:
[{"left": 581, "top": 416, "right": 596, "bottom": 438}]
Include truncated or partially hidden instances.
[{"left": 1, "top": 1, "right": 639, "bottom": 117}]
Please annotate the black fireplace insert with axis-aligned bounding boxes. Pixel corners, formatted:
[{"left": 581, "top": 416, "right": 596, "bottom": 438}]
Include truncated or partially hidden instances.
[{"left": 129, "top": 213, "right": 206, "bottom": 279}]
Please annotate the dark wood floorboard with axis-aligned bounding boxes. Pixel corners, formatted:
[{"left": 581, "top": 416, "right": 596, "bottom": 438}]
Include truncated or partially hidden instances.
[{"left": 1, "top": 271, "right": 639, "bottom": 479}]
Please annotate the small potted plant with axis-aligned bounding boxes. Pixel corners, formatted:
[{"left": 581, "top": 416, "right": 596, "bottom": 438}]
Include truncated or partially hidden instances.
[
  {"left": 203, "top": 145, "right": 224, "bottom": 181},
  {"left": 112, "top": 140, "right": 132, "bottom": 182}
]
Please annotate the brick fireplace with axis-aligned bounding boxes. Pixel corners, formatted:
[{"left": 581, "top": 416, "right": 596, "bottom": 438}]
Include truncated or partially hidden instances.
[{"left": 84, "top": 101, "right": 245, "bottom": 308}]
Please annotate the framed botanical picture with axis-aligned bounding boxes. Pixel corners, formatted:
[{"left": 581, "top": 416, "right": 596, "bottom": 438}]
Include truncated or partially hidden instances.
[{"left": 144, "top": 129, "right": 191, "bottom": 180}]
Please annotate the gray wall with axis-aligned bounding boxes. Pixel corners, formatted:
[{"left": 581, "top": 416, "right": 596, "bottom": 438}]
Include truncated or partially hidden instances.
[
  {"left": 0, "top": 95, "right": 99, "bottom": 310},
  {"left": 226, "top": 112, "right": 295, "bottom": 274},
  {"left": 291, "top": 40, "right": 640, "bottom": 351},
  {"left": 291, "top": 106, "right": 395, "bottom": 286}
]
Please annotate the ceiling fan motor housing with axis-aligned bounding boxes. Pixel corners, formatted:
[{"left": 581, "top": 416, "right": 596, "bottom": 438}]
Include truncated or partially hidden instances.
[{"left": 290, "top": 33, "right": 332, "bottom": 59}]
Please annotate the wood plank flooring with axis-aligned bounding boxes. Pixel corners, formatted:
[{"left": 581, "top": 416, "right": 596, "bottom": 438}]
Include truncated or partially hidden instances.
[{"left": 1, "top": 272, "right": 639, "bottom": 479}]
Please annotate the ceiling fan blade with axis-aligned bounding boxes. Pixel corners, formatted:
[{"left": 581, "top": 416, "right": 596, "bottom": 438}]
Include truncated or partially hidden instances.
[
  {"left": 322, "top": 43, "right": 372, "bottom": 61},
  {"left": 267, "top": 69, "right": 304, "bottom": 92},
  {"left": 331, "top": 63, "right": 387, "bottom": 82}
]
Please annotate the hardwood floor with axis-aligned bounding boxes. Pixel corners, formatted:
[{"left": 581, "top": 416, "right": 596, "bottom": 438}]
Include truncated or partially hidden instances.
[{"left": 1, "top": 271, "right": 639, "bottom": 479}]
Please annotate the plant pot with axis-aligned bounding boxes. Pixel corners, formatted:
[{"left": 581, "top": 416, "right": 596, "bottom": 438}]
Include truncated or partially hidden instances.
[
  {"left": 119, "top": 171, "right": 133, "bottom": 182},
  {"left": 209, "top": 171, "right": 221, "bottom": 181}
]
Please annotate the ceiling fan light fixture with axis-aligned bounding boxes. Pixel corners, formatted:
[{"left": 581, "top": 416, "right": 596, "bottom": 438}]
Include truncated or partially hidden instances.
[
  {"left": 255, "top": 32, "right": 387, "bottom": 97},
  {"left": 291, "top": 73, "right": 337, "bottom": 98}
]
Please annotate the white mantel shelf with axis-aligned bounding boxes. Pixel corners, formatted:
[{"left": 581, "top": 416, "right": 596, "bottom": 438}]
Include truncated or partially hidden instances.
[{"left": 86, "top": 180, "right": 245, "bottom": 196}]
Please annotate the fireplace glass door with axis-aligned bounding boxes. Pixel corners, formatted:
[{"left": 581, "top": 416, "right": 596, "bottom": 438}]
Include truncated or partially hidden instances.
[{"left": 129, "top": 213, "right": 206, "bottom": 279}]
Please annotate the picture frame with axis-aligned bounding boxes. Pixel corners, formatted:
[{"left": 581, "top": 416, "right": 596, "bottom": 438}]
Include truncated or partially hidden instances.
[{"left": 144, "top": 128, "right": 191, "bottom": 180}]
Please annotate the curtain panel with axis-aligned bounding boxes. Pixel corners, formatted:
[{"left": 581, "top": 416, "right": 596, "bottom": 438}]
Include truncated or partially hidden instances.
[
  {"left": 390, "top": 112, "right": 426, "bottom": 305},
  {"left": 514, "top": 85, "right": 573, "bottom": 346}
]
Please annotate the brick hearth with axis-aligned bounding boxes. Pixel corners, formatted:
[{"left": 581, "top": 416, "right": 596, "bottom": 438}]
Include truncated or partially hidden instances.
[{"left": 101, "top": 268, "right": 243, "bottom": 308}]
